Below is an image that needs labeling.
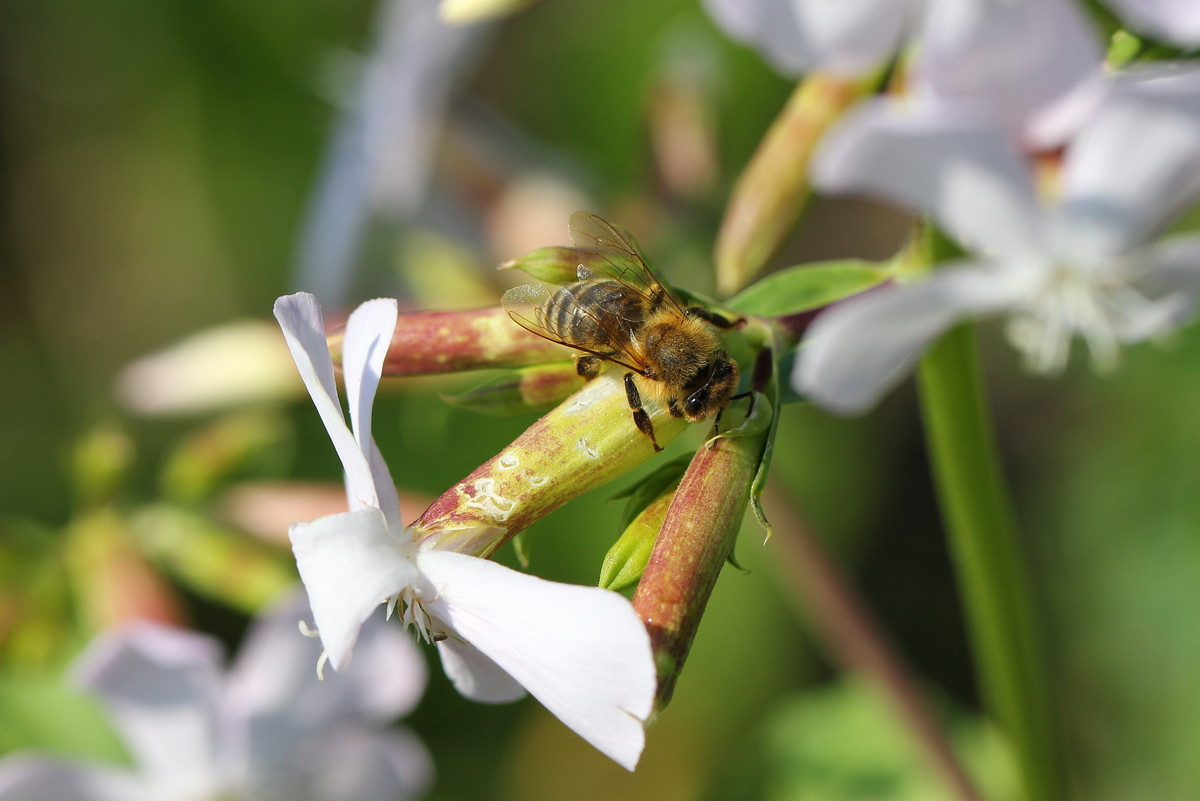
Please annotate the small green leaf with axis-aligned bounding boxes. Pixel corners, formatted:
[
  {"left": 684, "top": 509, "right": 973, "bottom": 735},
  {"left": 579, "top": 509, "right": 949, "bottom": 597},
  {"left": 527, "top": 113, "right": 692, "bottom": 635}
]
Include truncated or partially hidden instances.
[
  {"left": 728, "top": 260, "right": 889, "bottom": 317},
  {"left": 609, "top": 455, "right": 691, "bottom": 531},
  {"left": 500, "top": 246, "right": 580, "bottom": 284},
  {"left": 600, "top": 490, "right": 675, "bottom": 592}
]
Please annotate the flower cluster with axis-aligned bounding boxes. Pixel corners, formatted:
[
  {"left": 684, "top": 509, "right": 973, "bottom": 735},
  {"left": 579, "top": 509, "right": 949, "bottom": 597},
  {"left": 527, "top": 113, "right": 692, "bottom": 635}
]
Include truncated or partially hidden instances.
[
  {"left": 705, "top": 0, "right": 1200, "bottom": 414},
  {"left": 0, "top": 593, "right": 431, "bottom": 801}
]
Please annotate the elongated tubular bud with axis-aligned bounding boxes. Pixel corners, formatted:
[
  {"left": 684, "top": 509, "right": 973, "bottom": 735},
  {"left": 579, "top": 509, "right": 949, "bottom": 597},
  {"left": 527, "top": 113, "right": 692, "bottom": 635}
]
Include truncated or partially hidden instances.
[
  {"left": 632, "top": 422, "right": 768, "bottom": 709},
  {"left": 715, "top": 73, "right": 868, "bottom": 296},
  {"left": 329, "top": 306, "right": 568, "bottom": 376},
  {"left": 410, "top": 372, "right": 688, "bottom": 556}
]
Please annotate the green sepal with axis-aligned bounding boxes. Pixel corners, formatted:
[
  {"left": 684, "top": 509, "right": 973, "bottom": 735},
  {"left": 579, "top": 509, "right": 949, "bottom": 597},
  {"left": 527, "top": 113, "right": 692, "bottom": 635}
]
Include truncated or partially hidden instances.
[
  {"left": 500, "top": 246, "right": 580, "bottom": 284},
  {"left": 609, "top": 454, "right": 692, "bottom": 531},
  {"left": 600, "top": 490, "right": 675, "bottom": 592},
  {"left": 441, "top": 363, "right": 582, "bottom": 417},
  {"left": 728, "top": 260, "right": 889, "bottom": 317}
]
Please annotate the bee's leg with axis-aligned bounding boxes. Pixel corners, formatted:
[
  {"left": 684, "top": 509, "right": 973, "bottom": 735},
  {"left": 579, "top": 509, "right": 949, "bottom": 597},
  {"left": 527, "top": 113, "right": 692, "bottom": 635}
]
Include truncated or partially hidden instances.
[
  {"left": 624, "top": 372, "right": 662, "bottom": 452},
  {"left": 576, "top": 354, "right": 603, "bottom": 379},
  {"left": 684, "top": 306, "right": 743, "bottom": 329},
  {"left": 710, "top": 391, "right": 756, "bottom": 438}
]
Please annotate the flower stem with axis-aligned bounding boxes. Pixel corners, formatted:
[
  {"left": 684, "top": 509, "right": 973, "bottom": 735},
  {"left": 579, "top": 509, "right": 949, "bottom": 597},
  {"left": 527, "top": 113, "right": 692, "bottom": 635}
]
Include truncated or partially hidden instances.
[{"left": 916, "top": 324, "right": 1065, "bottom": 801}]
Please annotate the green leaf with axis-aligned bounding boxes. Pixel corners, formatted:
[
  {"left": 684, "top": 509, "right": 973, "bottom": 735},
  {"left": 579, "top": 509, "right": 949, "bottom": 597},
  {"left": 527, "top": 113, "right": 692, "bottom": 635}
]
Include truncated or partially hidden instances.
[
  {"left": 749, "top": 679, "right": 1019, "bottom": 801},
  {"left": 599, "top": 490, "right": 674, "bottom": 592},
  {"left": 728, "top": 260, "right": 888, "bottom": 317}
]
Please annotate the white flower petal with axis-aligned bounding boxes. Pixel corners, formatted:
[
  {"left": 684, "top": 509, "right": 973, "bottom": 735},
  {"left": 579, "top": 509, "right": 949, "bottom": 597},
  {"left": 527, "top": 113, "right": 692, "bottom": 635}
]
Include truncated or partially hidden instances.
[
  {"left": 251, "top": 725, "right": 433, "bottom": 801},
  {"left": 1105, "top": 0, "right": 1200, "bottom": 46},
  {"left": 417, "top": 551, "right": 656, "bottom": 771},
  {"left": 225, "top": 591, "right": 426, "bottom": 749},
  {"left": 795, "top": 265, "right": 1025, "bottom": 414},
  {"left": 813, "top": 99, "right": 1044, "bottom": 259},
  {"left": 342, "top": 298, "right": 403, "bottom": 530},
  {"left": 1062, "top": 75, "right": 1200, "bottom": 256},
  {"left": 913, "top": 0, "right": 1102, "bottom": 145},
  {"left": 273, "top": 293, "right": 378, "bottom": 510},
  {"left": 1125, "top": 234, "right": 1200, "bottom": 338},
  {"left": 0, "top": 755, "right": 149, "bottom": 801},
  {"left": 435, "top": 638, "right": 526, "bottom": 703},
  {"left": 701, "top": 0, "right": 908, "bottom": 77},
  {"left": 289, "top": 508, "right": 418, "bottom": 671},
  {"left": 70, "top": 625, "right": 223, "bottom": 795}
]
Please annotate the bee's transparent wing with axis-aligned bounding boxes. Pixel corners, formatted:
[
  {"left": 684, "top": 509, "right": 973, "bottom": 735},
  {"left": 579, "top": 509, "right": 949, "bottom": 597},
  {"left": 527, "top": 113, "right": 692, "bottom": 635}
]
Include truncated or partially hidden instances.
[
  {"left": 569, "top": 212, "right": 683, "bottom": 314},
  {"left": 501, "top": 282, "right": 648, "bottom": 375}
]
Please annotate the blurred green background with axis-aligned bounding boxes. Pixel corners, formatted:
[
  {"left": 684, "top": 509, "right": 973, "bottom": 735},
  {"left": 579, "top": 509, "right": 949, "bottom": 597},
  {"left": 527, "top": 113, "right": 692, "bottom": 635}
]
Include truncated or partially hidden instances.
[{"left": 2, "top": 1, "right": 1199, "bottom": 800}]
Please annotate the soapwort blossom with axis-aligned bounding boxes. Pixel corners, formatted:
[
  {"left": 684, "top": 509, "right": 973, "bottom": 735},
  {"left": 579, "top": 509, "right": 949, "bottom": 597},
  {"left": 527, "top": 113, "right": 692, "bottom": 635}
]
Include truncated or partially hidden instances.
[
  {"left": 0, "top": 593, "right": 431, "bottom": 801},
  {"left": 273, "top": 292, "right": 656, "bottom": 771},
  {"left": 795, "top": 70, "right": 1200, "bottom": 414}
]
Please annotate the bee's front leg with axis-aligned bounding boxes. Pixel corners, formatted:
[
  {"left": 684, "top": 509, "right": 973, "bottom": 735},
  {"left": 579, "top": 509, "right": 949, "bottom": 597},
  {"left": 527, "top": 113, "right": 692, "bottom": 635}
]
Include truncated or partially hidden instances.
[
  {"left": 623, "top": 372, "right": 662, "bottom": 452},
  {"left": 684, "top": 306, "right": 743, "bottom": 329}
]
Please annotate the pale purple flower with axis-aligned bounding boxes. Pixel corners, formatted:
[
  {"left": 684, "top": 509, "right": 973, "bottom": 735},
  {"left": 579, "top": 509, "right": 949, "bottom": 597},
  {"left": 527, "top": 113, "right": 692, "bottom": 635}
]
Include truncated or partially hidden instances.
[
  {"left": 0, "top": 593, "right": 431, "bottom": 801},
  {"left": 703, "top": 0, "right": 1103, "bottom": 146},
  {"left": 794, "top": 67, "right": 1200, "bottom": 414},
  {"left": 272, "top": 292, "right": 657, "bottom": 771},
  {"left": 1105, "top": 0, "right": 1200, "bottom": 46},
  {"left": 293, "top": 0, "right": 486, "bottom": 306}
]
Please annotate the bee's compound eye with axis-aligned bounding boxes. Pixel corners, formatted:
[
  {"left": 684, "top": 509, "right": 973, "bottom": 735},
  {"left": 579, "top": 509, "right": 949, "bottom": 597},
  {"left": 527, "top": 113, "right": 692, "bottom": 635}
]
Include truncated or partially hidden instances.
[{"left": 684, "top": 391, "right": 706, "bottom": 418}]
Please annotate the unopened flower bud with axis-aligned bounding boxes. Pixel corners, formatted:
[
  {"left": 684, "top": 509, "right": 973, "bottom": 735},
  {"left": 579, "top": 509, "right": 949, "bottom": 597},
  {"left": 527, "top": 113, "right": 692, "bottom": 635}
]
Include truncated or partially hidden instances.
[
  {"left": 410, "top": 372, "right": 688, "bottom": 556},
  {"left": 632, "top": 394, "right": 772, "bottom": 708},
  {"left": 330, "top": 306, "right": 567, "bottom": 376},
  {"left": 715, "top": 74, "right": 868, "bottom": 295}
]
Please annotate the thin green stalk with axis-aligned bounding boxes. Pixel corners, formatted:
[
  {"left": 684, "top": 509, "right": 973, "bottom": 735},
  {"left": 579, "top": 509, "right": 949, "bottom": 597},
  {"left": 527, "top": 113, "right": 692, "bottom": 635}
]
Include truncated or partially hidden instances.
[{"left": 917, "top": 324, "right": 1064, "bottom": 801}]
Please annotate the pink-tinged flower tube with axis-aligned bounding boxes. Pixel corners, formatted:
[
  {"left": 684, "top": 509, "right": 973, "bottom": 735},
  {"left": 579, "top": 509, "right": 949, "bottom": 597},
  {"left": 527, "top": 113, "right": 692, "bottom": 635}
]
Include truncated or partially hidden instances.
[
  {"left": 329, "top": 306, "right": 568, "bottom": 376},
  {"left": 632, "top": 399, "right": 772, "bottom": 708},
  {"left": 273, "top": 292, "right": 657, "bottom": 771},
  {"left": 0, "top": 592, "right": 431, "bottom": 801},
  {"left": 411, "top": 369, "right": 688, "bottom": 556}
]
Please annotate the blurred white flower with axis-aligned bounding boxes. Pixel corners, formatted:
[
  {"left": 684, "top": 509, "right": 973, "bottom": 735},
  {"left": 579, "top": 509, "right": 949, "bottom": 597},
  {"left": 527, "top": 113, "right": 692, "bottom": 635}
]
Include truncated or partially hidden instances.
[
  {"left": 795, "top": 68, "right": 1200, "bottom": 414},
  {"left": 115, "top": 320, "right": 301, "bottom": 416},
  {"left": 0, "top": 593, "right": 431, "bottom": 801},
  {"left": 1105, "top": 0, "right": 1200, "bottom": 46},
  {"left": 293, "top": 0, "right": 487, "bottom": 306},
  {"left": 273, "top": 292, "right": 657, "bottom": 771},
  {"left": 703, "top": 0, "right": 1103, "bottom": 146}
]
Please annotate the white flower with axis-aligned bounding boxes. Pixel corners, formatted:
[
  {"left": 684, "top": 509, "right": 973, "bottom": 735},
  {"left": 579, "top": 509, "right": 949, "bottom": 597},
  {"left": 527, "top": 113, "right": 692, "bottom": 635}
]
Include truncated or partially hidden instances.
[
  {"left": 0, "top": 593, "right": 431, "bottom": 801},
  {"left": 272, "top": 292, "right": 657, "bottom": 771},
  {"left": 704, "top": 0, "right": 1103, "bottom": 148},
  {"left": 794, "top": 70, "right": 1200, "bottom": 414},
  {"left": 1105, "top": 0, "right": 1200, "bottom": 47}
]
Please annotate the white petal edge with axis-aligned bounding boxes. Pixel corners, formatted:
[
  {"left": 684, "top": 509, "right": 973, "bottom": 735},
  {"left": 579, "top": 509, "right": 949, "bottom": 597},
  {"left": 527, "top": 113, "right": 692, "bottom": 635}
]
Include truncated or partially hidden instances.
[
  {"left": 290, "top": 507, "right": 418, "bottom": 671},
  {"left": 1061, "top": 77, "right": 1200, "bottom": 256},
  {"left": 343, "top": 298, "right": 403, "bottom": 530},
  {"left": 0, "top": 755, "right": 150, "bottom": 801},
  {"left": 436, "top": 638, "right": 526, "bottom": 703},
  {"left": 273, "top": 293, "right": 378, "bottom": 511},
  {"left": 812, "top": 99, "right": 1045, "bottom": 260},
  {"left": 913, "top": 0, "right": 1102, "bottom": 145},
  {"left": 70, "top": 624, "right": 223, "bottom": 793},
  {"left": 225, "top": 590, "right": 427, "bottom": 733},
  {"left": 1105, "top": 0, "right": 1200, "bottom": 47},
  {"left": 794, "top": 265, "right": 1025, "bottom": 414},
  {"left": 1123, "top": 234, "right": 1200, "bottom": 340},
  {"left": 417, "top": 551, "right": 656, "bottom": 771}
]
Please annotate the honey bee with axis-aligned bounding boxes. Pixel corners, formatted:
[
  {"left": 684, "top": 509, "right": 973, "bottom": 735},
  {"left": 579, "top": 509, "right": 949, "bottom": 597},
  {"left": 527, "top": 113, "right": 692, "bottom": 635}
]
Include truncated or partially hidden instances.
[{"left": 502, "top": 211, "right": 742, "bottom": 452}]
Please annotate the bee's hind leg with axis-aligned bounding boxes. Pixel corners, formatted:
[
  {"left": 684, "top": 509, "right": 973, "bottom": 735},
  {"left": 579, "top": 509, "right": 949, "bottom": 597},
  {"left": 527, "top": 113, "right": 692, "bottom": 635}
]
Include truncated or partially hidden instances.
[{"left": 624, "top": 372, "right": 662, "bottom": 452}]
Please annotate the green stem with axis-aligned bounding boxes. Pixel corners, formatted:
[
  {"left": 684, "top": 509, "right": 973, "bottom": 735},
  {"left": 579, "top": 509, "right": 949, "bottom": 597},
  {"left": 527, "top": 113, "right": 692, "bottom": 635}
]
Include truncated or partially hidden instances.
[{"left": 917, "top": 324, "right": 1064, "bottom": 801}]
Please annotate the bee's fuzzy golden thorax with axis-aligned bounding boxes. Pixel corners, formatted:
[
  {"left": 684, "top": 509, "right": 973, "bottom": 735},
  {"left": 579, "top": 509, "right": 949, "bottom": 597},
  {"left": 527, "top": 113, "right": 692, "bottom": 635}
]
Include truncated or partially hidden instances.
[{"left": 641, "top": 317, "right": 719, "bottom": 385}]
